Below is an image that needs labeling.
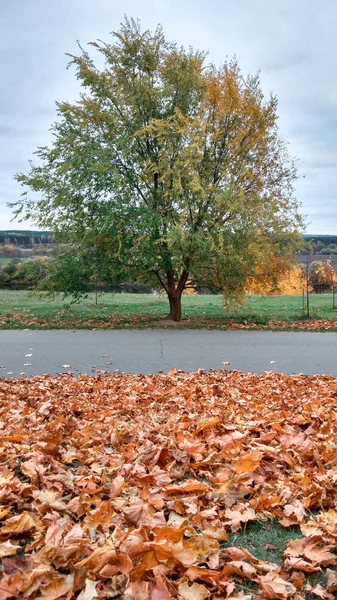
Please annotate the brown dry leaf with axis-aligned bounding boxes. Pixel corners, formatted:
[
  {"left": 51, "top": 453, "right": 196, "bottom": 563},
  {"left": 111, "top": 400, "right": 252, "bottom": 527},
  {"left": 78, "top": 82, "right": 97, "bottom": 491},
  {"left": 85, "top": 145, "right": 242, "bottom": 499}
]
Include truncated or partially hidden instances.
[
  {"left": 0, "top": 511, "right": 39, "bottom": 536},
  {"left": 178, "top": 580, "right": 210, "bottom": 599},
  {"left": 185, "top": 566, "right": 221, "bottom": 584},
  {"left": 171, "top": 540, "right": 199, "bottom": 567},
  {"left": 258, "top": 571, "right": 297, "bottom": 599},
  {"left": 307, "top": 583, "right": 335, "bottom": 599},
  {"left": 0, "top": 571, "right": 26, "bottom": 600},
  {"left": 225, "top": 505, "right": 257, "bottom": 532},
  {"left": 283, "top": 556, "right": 321, "bottom": 572},
  {"left": 110, "top": 475, "right": 125, "bottom": 498},
  {"left": 33, "top": 489, "right": 68, "bottom": 512},
  {"left": 123, "top": 581, "right": 150, "bottom": 599},
  {"left": 75, "top": 546, "right": 117, "bottom": 572},
  {"left": 0, "top": 507, "right": 12, "bottom": 521},
  {"left": 142, "top": 540, "right": 172, "bottom": 568},
  {"left": 284, "top": 537, "right": 337, "bottom": 566},
  {"left": 194, "top": 417, "right": 221, "bottom": 435},
  {"left": 0, "top": 540, "right": 20, "bottom": 558},
  {"left": 150, "top": 576, "right": 173, "bottom": 599},
  {"left": 40, "top": 574, "right": 74, "bottom": 600},
  {"left": 283, "top": 499, "right": 306, "bottom": 523},
  {"left": 77, "top": 579, "right": 99, "bottom": 600},
  {"left": 123, "top": 498, "right": 166, "bottom": 527},
  {"left": 326, "top": 568, "right": 337, "bottom": 592},
  {"left": 222, "top": 546, "right": 258, "bottom": 563},
  {"left": 222, "top": 560, "right": 257, "bottom": 579},
  {"left": 303, "top": 538, "right": 337, "bottom": 566}
]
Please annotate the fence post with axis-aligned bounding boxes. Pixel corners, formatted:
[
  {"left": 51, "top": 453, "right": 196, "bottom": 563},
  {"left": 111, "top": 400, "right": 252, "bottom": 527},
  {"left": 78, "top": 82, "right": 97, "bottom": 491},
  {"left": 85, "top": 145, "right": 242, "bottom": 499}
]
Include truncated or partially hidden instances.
[{"left": 306, "top": 254, "right": 310, "bottom": 318}]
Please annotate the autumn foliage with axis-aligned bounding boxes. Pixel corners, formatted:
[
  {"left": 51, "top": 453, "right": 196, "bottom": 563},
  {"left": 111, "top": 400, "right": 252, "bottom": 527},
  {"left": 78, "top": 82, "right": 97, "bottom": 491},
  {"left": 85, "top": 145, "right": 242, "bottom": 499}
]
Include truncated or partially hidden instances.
[
  {"left": 1, "top": 370, "right": 337, "bottom": 598},
  {"left": 244, "top": 263, "right": 304, "bottom": 296}
]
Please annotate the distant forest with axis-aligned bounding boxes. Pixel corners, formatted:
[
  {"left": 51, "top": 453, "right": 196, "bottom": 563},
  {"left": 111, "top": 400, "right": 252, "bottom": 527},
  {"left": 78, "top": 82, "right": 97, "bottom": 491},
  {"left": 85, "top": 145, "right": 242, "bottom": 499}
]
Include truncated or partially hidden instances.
[
  {"left": 1, "top": 231, "right": 337, "bottom": 252},
  {"left": 0, "top": 231, "right": 53, "bottom": 246}
]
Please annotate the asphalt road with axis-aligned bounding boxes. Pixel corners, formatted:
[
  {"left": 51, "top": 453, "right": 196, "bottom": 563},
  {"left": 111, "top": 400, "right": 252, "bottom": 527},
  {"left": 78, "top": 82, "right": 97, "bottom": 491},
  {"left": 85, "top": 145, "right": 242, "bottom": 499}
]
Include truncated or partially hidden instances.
[{"left": 0, "top": 329, "right": 336, "bottom": 377}]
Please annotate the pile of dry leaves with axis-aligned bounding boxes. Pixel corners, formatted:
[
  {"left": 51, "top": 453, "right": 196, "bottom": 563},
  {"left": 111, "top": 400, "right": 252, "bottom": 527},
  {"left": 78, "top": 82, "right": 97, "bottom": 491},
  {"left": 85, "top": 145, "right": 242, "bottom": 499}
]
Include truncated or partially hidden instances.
[{"left": 0, "top": 370, "right": 337, "bottom": 599}]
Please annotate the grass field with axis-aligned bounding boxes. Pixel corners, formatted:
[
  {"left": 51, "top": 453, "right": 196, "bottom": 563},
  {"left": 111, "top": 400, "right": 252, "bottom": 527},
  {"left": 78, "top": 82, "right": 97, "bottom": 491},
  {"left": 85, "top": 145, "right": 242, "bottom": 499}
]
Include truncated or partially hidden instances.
[{"left": 0, "top": 289, "right": 337, "bottom": 329}]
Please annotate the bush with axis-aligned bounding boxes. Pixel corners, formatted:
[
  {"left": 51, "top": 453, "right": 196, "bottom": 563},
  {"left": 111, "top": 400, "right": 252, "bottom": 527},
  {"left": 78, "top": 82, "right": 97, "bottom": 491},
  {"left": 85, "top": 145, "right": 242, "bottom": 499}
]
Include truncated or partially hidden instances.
[{"left": 0, "top": 244, "right": 23, "bottom": 258}]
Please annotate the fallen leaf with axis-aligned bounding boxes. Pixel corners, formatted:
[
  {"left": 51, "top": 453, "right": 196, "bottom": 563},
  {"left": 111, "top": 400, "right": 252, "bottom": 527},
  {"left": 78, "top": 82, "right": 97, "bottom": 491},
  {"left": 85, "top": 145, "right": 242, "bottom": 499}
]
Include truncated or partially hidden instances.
[
  {"left": 40, "top": 574, "right": 74, "bottom": 600},
  {"left": 234, "top": 450, "right": 264, "bottom": 474},
  {"left": 259, "top": 571, "right": 297, "bottom": 599},
  {"left": 178, "top": 580, "right": 210, "bottom": 599},
  {"left": 326, "top": 568, "right": 337, "bottom": 592},
  {"left": 0, "top": 512, "right": 39, "bottom": 536},
  {"left": 0, "top": 541, "right": 20, "bottom": 558},
  {"left": 77, "top": 579, "right": 99, "bottom": 600}
]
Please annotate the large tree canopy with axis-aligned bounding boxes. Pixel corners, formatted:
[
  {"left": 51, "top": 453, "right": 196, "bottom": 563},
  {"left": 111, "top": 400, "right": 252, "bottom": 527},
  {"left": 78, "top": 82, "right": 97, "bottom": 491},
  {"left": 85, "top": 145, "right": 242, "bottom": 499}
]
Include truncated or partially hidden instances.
[{"left": 13, "top": 17, "right": 303, "bottom": 320}]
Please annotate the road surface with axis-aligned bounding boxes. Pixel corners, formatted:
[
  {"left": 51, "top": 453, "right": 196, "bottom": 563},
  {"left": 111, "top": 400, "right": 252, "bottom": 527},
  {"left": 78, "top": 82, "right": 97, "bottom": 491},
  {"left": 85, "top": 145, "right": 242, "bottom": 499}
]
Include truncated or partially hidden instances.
[{"left": 0, "top": 329, "right": 336, "bottom": 377}]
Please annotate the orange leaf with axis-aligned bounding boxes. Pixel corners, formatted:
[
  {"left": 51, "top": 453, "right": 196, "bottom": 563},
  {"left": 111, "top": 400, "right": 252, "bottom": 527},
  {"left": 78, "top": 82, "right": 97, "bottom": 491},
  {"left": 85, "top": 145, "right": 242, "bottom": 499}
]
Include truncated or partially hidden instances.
[
  {"left": 165, "top": 480, "right": 210, "bottom": 494},
  {"left": 0, "top": 512, "right": 39, "bottom": 536},
  {"left": 194, "top": 417, "right": 221, "bottom": 435},
  {"left": 234, "top": 450, "right": 263, "bottom": 473}
]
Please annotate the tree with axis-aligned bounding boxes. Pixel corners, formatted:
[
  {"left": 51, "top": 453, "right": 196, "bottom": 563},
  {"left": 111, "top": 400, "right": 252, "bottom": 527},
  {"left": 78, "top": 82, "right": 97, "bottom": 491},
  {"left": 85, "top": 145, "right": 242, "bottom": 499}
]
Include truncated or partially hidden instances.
[
  {"left": 13, "top": 17, "right": 303, "bottom": 321},
  {"left": 14, "top": 257, "right": 51, "bottom": 284},
  {"left": 309, "top": 260, "right": 335, "bottom": 293}
]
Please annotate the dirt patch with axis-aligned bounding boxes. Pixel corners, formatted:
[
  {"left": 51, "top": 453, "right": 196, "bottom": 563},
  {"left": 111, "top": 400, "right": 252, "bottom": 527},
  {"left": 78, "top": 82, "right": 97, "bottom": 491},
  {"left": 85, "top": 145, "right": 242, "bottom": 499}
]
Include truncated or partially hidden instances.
[{"left": 155, "top": 319, "right": 185, "bottom": 327}]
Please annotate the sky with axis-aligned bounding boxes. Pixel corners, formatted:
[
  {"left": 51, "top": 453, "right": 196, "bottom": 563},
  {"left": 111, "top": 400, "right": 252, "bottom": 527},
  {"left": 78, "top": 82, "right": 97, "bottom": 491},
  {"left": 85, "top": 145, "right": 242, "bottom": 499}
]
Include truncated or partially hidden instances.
[{"left": 1, "top": 0, "right": 337, "bottom": 233}]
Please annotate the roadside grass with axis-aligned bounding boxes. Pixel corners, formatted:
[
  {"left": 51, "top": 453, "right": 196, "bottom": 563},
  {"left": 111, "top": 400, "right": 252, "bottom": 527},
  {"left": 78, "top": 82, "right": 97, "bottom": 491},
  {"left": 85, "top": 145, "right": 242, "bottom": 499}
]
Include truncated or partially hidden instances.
[{"left": 0, "top": 290, "right": 337, "bottom": 329}]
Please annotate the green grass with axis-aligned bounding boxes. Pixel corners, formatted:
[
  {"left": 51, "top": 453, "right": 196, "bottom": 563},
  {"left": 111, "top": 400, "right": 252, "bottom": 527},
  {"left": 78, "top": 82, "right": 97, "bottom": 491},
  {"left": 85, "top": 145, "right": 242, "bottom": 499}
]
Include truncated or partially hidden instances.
[
  {"left": 225, "top": 519, "right": 304, "bottom": 564},
  {"left": 223, "top": 520, "right": 327, "bottom": 598},
  {"left": 0, "top": 290, "right": 336, "bottom": 329}
]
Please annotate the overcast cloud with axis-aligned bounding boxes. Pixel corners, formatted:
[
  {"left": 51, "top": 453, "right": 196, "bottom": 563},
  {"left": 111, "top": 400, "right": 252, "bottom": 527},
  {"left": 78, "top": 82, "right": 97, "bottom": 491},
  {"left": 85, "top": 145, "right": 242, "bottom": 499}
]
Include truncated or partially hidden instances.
[{"left": 1, "top": 0, "right": 337, "bottom": 232}]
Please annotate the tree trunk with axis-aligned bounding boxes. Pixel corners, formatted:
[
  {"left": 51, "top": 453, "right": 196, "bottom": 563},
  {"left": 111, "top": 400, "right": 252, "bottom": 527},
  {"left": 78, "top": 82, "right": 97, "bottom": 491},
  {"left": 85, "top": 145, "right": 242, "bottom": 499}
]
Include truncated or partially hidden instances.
[
  {"left": 165, "top": 292, "right": 182, "bottom": 321},
  {"left": 153, "top": 267, "right": 188, "bottom": 322}
]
